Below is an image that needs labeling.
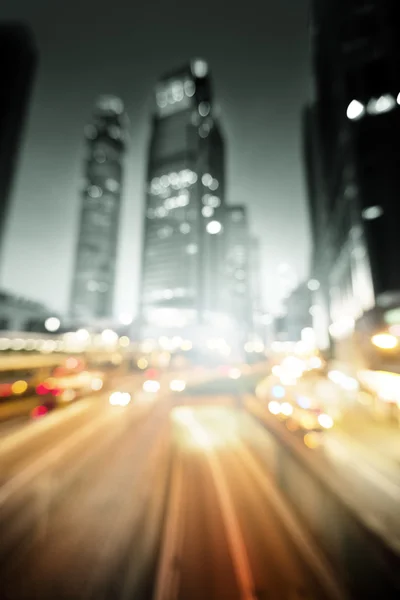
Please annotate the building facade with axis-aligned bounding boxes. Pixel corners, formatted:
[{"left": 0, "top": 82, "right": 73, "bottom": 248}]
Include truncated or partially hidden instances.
[
  {"left": 141, "top": 59, "right": 226, "bottom": 333},
  {"left": 306, "top": 0, "right": 400, "bottom": 369},
  {"left": 0, "top": 23, "right": 37, "bottom": 268},
  {"left": 222, "top": 206, "right": 251, "bottom": 329},
  {"left": 70, "top": 96, "right": 127, "bottom": 324}
]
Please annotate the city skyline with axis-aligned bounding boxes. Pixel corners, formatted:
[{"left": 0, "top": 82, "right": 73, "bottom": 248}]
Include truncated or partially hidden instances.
[{"left": 0, "top": 0, "right": 312, "bottom": 318}]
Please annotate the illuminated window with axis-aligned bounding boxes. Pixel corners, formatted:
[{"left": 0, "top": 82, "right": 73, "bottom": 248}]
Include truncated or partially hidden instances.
[
  {"left": 206, "top": 220, "right": 222, "bottom": 235},
  {"left": 199, "top": 124, "right": 210, "bottom": 138},
  {"left": 85, "top": 124, "right": 97, "bottom": 139},
  {"left": 108, "top": 125, "right": 122, "bottom": 140},
  {"left": 191, "top": 59, "right": 208, "bottom": 78},
  {"left": 105, "top": 178, "right": 120, "bottom": 192},
  {"left": 87, "top": 280, "right": 98, "bottom": 292},
  {"left": 157, "top": 226, "right": 173, "bottom": 239},
  {"left": 94, "top": 150, "right": 106, "bottom": 163},
  {"left": 179, "top": 223, "right": 191, "bottom": 234},
  {"left": 209, "top": 179, "right": 219, "bottom": 191},
  {"left": 199, "top": 102, "right": 210, "bottom": 117},
  {"left": 155, "top": 207, "right": 168, "bottom": 218},
  {"left": 202, "top": 206, "right": 214, "bottom": 218},
  {"left": 202, "top": 173, "right": 213, "bottom": 187},
  {"left": 367, "top": 95, "right": 396, "bottom": 115},
  {"left": 186, "top": 244, "right": 198, "bottom": 255},
  {"left": 208, "top": 196, "right": 220, "bottom": 208},
  {"left": 231, "top": 210, "right": 243, "bottom": 222},
  {"left": 184, "top": 79, "right": 195, "bottom": 97},
  {"left": 88, "top": 185, "right": 102, "bottom": 198},
  {"left": 156, "top": 92, "right": 168, "bottom": 108},
  {"left": 346, "top": 100, "right": 365, "bottom": 120}
]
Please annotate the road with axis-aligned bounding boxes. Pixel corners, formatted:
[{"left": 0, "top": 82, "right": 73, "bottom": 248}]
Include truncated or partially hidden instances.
[
  {"left": 251, "top": 372, "right": 400, "bottom": 557},
  {"left": 0, "top": 369, "right": 341, "bottom": 600}
]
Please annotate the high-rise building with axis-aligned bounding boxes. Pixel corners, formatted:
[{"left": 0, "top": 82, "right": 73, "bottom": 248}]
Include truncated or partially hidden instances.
[
  {"left": 141, "top": 59, "right": 225, "bottom": 333},
  {"left": 306, "top": 0, "right": 400, "bottom": 369},
  {"left": 70, "top": 96, "right": 127, "bottom": 323},
  {"left": 0, "top": 23, "right": 37, "bottom": 266},
  {"left": 222, "top": 206, "right": 251, "bottom": 329}
]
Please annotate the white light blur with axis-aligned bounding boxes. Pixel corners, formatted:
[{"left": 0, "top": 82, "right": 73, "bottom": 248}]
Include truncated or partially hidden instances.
[
  {"left": 109, "top": 391, "right": 121, "bottom": 406},
  {"left": 329, "top": 317, "right": 355, "bottom": 340},
  {"left": 45, "top": 317, "right": 61, "bottom": 333},
  {"left": 91, "top": 377, "right": 103, "bottom": 391},
  {"left": 191, "top": 59, "right": 208, "bottom": 78},
  {"left": 202, "top": 206, "right": 214, "bottom": 218},
  {"left": 119, "top": 392, "right": 132, "bottom": 406},
  {"left": 198, "top": 101, "right": 210, "bottom": 117},
  {"left": 309, "top": 356, "right": 322, "bottom": 370},
  {"left": 297, "top": 396, "right": 311, "bottom": 409},
  {"left": 170, "top": 379, "right": 186, "bottom": 392},
  {"left": 371, "top": 333, "right": 398, "bottom": 350},
  {"left": 347, "top": 100, "right": 365, "bottom": 120},
  {"left": 362, "top": 206, "right": 384, "bottom": 221},
  {"left": 367, "top": 95, "right": 396, "bottom": 115},
  {"left": 186, "top": 243, "right": 198, "bottom": 255},
  {"left": 318, "top": 413, "right": 334, "bottom": 429},
  {"left": 101, "top": 329, "right": 118, "bottom": 345},
  {"left": 202, "top": 173, "right": 213, "bottom": 186},
  {"left": 229, "top": 368, "right": 241, "bottom": 380},
  {"left": 281, "top": 402, "right": 293, "bottom": 417},
  {"left": 119, "top": 313, "right": 133, "bottom": 325},
  {"left": 307, "top": 279, "right": 320, "bottom": 292},
  {"left": 180, "top": 223, "right": 191, "bottom": 234},
  {"left": 76, "top": 328, "right": 90, "bottom": 342},
  {"left": 143, "top": 380, "right": 160, "bottom": 393},
  {"left": 206, "top": 220, "right": 222, "bottom": 235},
  {"left": 268, "top": 401, "right": 281, "bottom": 415},
  {"left": 209, "top": 179, "right": 219, "bottom": 191}
]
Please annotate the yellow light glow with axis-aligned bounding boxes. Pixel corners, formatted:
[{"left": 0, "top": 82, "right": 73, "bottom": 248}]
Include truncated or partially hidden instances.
[
  {"left": 170, "top": 379, "right": 186, "bottom": 392},
  {"left": 304, "top": 433, "right": 320, "bottom": 449},
  {"left": 12, "top": 380, "right": 28, "bottom": 395},
  {"left": 371, "top": 333, "right": 398, "bottom": 350},
  {"left": 90, "top": 377, "right": 103, "bottom": 391},
  {"left": 137, "top": 357, "right": 148, "bottom": 370},
  {"left": 119, "top": 336, "right": 130, "bottom": 347},
  {"left": 268, "top": 401, "right": 281, "bottom": 415},
  {"left": 318, "top": 413, "right": 334, "bottom": 429}
]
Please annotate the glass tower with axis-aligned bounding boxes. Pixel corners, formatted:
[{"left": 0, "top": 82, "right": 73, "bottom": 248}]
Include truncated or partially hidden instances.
[{"left": 70, "top": 96, "right": 127, "bottom": 323}]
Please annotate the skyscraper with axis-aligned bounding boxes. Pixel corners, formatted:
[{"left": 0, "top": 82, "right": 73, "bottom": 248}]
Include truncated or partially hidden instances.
[
  {"left": 307, "top": 0, "right": 400, "bottom": 368},
  {"left": 70, "top": 96, "right": 127, "bottom": 324},
  {"left": 222, "top": 206, "right": 251, "bottom": 329},
  {"left": 0, "top": 23, "right": 37, "bottom": 267},
  {"left": 141, "top": 59, "right": 225, "bottom": 333}
]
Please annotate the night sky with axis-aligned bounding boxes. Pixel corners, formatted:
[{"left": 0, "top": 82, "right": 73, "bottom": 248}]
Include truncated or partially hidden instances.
[{"left": 1, "top": 0, "right": 311, "bottom": 317}]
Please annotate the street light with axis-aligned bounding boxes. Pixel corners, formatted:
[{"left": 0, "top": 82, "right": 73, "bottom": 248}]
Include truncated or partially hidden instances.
[{"left": 45, "top": 317, "right": 60, "bottom": 332}]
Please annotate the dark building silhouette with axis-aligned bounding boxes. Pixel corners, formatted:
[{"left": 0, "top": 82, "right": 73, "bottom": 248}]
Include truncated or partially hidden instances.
[
  {"left": 70, "top": 96, "right": 127, "bottom": 323},
  {"left": 0, "top": 23, "right": 37, "bottom": 265},
  {"left": 306, "top": 0, "right": 400, "bottom": 365},
  {"left": 141, "top": 59, "right": 226, "bottom": 332}
]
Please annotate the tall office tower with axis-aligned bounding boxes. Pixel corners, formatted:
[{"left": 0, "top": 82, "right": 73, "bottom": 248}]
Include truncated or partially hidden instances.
[
  {"left": 223, "top": 206, "right": 251, "bottom": 330},
  {"left": 141, "top": 59, "right": 225, "bottom": 333},
  {"left": 0, "top": 23, "right": 37, "bottom": 266},
  {"left": 306, "top": 0, "right": 400, "bottom": 368},
  {"left": 70, "top": 96, "right": 127, "bottom": 323}
]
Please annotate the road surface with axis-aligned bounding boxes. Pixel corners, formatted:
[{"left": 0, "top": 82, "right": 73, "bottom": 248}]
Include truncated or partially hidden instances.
[{"left": 0, "top": 372, "right": 342, "bottom": 599}]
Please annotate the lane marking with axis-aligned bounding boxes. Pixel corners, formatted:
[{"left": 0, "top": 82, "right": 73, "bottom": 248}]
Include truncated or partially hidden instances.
[
  {"left": 0, "top": 410, "right": 114, "bottom": 507},
  {"left": 324, "top": 436, "right": 400, "bottom": 502},
  {"left": 0, "top": 400, "right": 93, "bottom": 455},
  {"left": 235, "top": 440, "right": 346, "bottom": 600},
  {"left": 206, "top": 449, "right": 256, "bottom": 600},
  {"left": 154, "top": 455, "right": 184, "bottom": 600}
]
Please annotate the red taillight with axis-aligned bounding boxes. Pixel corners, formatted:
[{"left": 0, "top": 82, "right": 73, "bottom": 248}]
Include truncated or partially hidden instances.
[
  {"left": 36, "top": 384, "right": 49, "bottom": 395},
  {"left": 0, "top": 384, "right": 12, "bottom": 397},
  {"left": 51, "top": 388, "right": 62, "bottom": 397},
  {"left": 145, "top": 369, "right": 159, "bottom": 380},
  {"left": 32, "top": 405, "right": 48, "bottom": 419}
]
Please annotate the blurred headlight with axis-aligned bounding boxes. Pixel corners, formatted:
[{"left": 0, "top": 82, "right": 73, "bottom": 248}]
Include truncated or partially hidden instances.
[
  {"left": 281, "top": 402, "right": 293, "bottom": 416},
  {"left": 143, "top": 380, "right": 160, "bottom": 393},
  {"left": 170, "top": 379, "right": 186, "bottom": 392},
  {"left": 318, "top": 413, "right": 334, "bottom": 429},
  {"left": 371, "top": 333, "right": 398, "bottom": 350},
  {"left": 268, "top": 401, "right": 281, "bottom": 415}
]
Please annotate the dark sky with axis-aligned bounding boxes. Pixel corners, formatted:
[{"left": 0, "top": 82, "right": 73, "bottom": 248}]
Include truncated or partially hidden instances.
[{"left": 1, "top": 0, "right": 311, "bottom": 317}]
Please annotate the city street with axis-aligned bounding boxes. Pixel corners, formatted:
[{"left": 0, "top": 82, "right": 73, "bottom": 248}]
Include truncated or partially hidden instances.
[{"left": 0, "top": 371, "right": 342, "bottom": 600}]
